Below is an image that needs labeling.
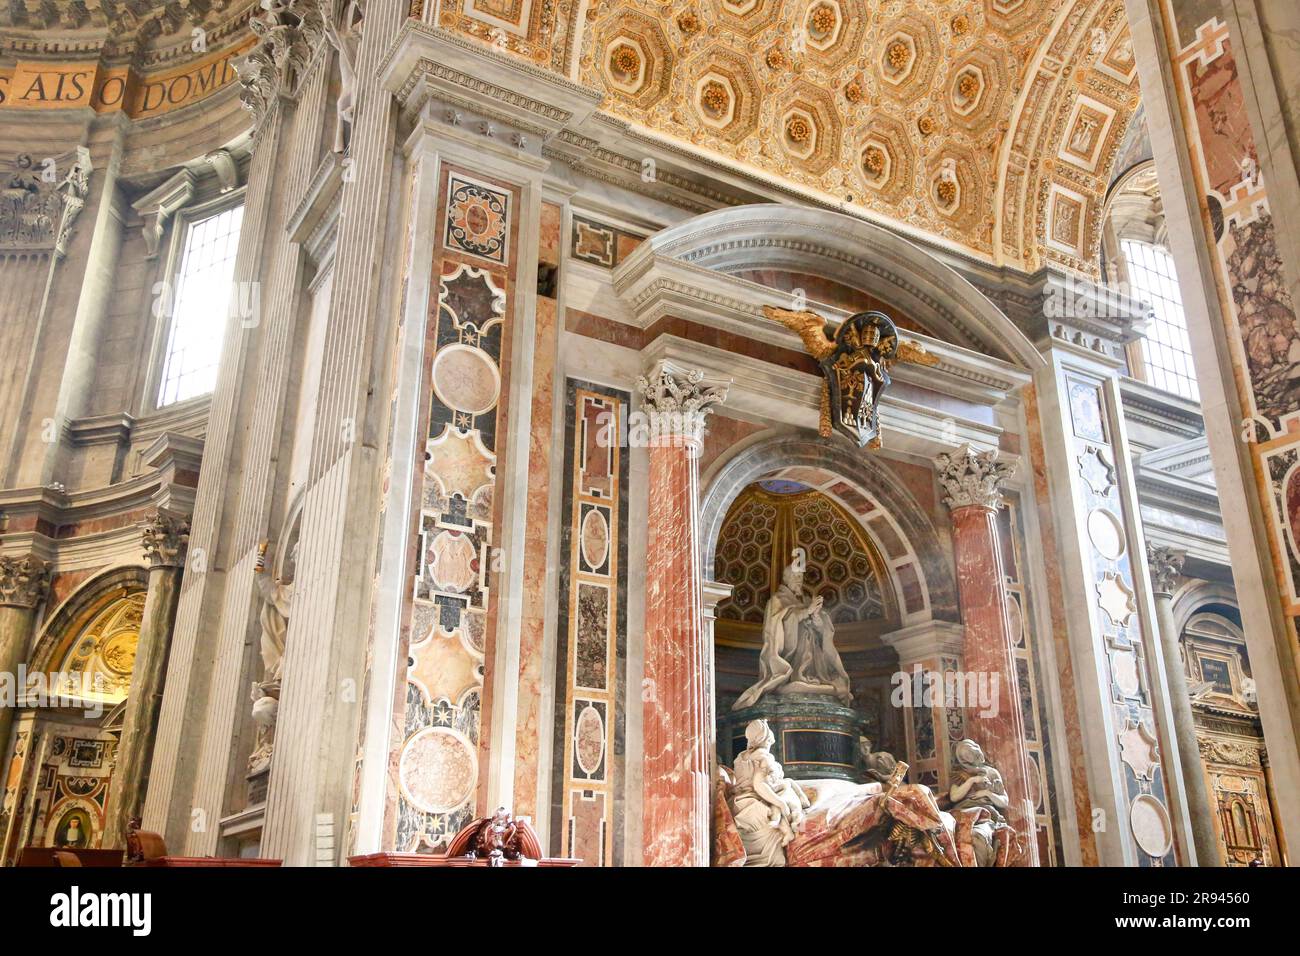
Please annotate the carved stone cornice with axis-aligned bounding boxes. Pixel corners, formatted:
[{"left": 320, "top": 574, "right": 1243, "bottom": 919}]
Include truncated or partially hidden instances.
[
  {"left": 0, "top": 555, "right": 51, "bottom": 609},
  {"left": 934, "top": 445, "right": 1015, "bottom": 512},
  {"left": 0, "top": 2, "right": 252, "bottom": 69},
  {"left": 1198, "top": 735, "right": 1262, "bottom": 769},
  {"left": 1146, "top": 544, "right": 1186, "bottom": 597},
  {"left": 142, "top": 511, "right": 191, "bottom": 569}
]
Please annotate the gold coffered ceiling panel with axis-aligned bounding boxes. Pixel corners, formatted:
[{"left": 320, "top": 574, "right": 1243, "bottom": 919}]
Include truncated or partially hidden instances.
[
  {"left": 430, "top": 0, "right": 1142, "bottom": 273},
  {"left": 572, "top": 0, "right": 1139, "bottom": 270}
]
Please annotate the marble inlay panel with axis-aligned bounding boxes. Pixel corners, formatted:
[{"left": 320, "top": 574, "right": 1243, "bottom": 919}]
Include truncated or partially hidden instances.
[{"left": 550, "top": 382, "right": 629, "bottom": 866}]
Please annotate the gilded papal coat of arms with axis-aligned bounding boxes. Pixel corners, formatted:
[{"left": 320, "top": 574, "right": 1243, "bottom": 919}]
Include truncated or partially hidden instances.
[{"left": 764, "top": 306, "right": 939, "bottom": 449}]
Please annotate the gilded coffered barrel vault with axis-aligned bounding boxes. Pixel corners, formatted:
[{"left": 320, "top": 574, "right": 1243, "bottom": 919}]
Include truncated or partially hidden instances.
[{"left": 1, "top": 0, "right": 1296, "bottom": 884}]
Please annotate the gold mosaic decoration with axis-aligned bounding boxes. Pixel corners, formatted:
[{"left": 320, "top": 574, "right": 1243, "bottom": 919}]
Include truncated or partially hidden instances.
[{"left": 48, "top": 592, "right": 146, "bottom": 704}]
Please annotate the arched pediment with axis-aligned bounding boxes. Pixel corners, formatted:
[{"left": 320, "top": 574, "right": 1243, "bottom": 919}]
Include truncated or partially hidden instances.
[{"left": 630, "top": 204, "right": 1044, "bottom": 369}]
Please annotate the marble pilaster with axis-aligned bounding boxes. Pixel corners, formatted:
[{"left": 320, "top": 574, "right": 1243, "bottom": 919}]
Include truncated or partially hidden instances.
[
  {"left": 1146, "top": 544, "right": 1219, "bottom": 866},
  {"left": 935, "top": 445, "right": 1039, "bottom": 866},
  {"left": 879, "top": 619, "right": 966, "bottom": 790},
  {"left": 0, "top": 555, "right": 51, "bottom": 772},
  {"left": 103, "top": 511, "right": 190, "bottom": 849},
  {"left": 700, "top": 580, "right": 733, "bottom": 794},
  {"left": 639, "top": 362, "right": 726, "bottom": 867}
]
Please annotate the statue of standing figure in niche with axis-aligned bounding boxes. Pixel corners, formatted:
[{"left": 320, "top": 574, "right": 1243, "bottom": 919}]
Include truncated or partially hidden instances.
[
  {"left": 248, "top": 539, "right": 295, "bottom": 774},
  {"left": 732, "top": 550, "right": 852, "bottom": 710}
]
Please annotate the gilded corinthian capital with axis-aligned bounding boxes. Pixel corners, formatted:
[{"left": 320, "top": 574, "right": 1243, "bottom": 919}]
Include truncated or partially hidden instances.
[
  {"left": 934, "top": 444, "right": 1016, "bottom": 512},
  {"left": 0, "top": 555, "right": 52, "bottom": 609}
]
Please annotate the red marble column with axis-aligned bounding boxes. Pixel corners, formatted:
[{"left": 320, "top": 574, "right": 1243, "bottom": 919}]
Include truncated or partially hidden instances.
[
  {"left": 639, "top": 362, "right": 727, "bottom": 867},
  {"left": 935, "top": 445, "right": 1040, "bottom": 866}
]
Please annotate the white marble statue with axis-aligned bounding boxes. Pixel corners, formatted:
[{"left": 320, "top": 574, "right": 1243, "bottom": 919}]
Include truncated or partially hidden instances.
[
  {"left": 730, "top": 719, "right": 811, "bottom": 866},
  {"left": 948, "top": 738, "right": 1009, "bottom": 822},
  {"left": 732, "top": 550, "right": 852, "bottom": 710},
  {"left": 253, "top": 540, "right": 295, "bottom": 684},
  {"left": 248, "top": 682, "right": 279, "bottom": 775},
  {"left": 249, "top": 540, "right": 295, "bottom": 774}
]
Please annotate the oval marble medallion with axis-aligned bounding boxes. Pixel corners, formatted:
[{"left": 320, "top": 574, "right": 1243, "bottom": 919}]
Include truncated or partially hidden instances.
[
  {"left": 1025, "top": 752, "right": 1042, "bottom": 811},
  {"left": 1129, "top": 793, "right": 1174, "bottom": 858},
  {"left": 1005, "top": 595, "right": 1024, "bottom": 646},
  {"left": 431, "top": 343, "right": 500, "bottom": 416},
  {"left": 581, "top": 508, "right": 610, "bottom": 570},
  {"left": 575, "top": 704, "right": 605, "bottom": 776},
  {"left": 1087, "top": 508, "right": 1126, "bottom": 560},
  {"left": 399, "top": 727, "right": 477, "bottom": 815}
]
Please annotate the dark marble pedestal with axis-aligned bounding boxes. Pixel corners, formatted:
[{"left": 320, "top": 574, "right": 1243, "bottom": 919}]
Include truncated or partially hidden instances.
[{"left": 720, "top": 695, "right": 871, "bottom": 782}]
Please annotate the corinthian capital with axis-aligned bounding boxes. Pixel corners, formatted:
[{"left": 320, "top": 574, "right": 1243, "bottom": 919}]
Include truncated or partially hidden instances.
[
  {"left": 635, "top": 362, "right": 729, "bottom": 447},
  {"left": 934, "top": 444, "right": 1015, "bottom": 512},
  {"left": 142, "top": 511, "right": 191, "bottom": 569},
  {"left": 1145, "top": 543, "right": 1185, "bottom": 596},
  {"left": 0, "top": 555, "right": 52, "bottom": 609},
  {"left": 236, "top": 0, "right": 331, "bottom": 123}
]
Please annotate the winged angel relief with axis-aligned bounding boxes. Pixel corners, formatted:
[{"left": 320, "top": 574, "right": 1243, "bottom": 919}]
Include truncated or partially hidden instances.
[{"left": 764, "top": 306, "right": 939, "bottom": 449}]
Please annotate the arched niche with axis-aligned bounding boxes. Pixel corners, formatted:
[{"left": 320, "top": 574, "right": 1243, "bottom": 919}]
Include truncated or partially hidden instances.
[
  {"left": 701, "top": 435, "right": 957, "bottom": 626},
  {"left": 1170, "top": 580, "right": 1241, "bottom": 636},
  {"left": 713, "top": 481, "right": 901, "bottom": 650},
  {"left": 630, "top": 203, "right": 1044, "bottom": 369},
  {"left": 28, "top": 566, "right": 149, "bottom": 707}
]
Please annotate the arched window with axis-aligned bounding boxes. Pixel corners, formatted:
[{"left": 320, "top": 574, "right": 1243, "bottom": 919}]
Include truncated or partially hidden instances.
[{"left": 1122, "top": 238, "right": 1198, "bottom": 401}]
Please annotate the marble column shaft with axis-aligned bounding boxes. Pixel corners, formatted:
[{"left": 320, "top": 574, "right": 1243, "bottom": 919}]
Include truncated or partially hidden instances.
[
  {"left": 640, "top": 363, "right": 727, "bottom": 867},
  {"left": 104, "top": 512, "right": 189, "bottom": 849},
  {"left": 1147, "top": 545, "right": 1219, "bottom": 866},
  {"left": 937, "top": 447, "right": 1040, "bottom": 866},
  {"left": 0, "top": 556, "right": 51, "bottom": 768}
]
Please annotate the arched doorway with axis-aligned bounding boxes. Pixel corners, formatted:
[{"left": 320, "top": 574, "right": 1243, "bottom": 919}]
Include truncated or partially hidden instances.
[{"left": 0, "top": 567, "right": 146, "bottom": 862}]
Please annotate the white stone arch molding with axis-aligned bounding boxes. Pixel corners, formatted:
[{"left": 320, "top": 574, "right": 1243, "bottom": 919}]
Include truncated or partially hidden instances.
[
  {"left": 700, "top": 435, "right": 959, "bottom": 625},
  {"left": 1170, "top": 580, "right": 1242, "bottom": 636},
  {"left": 629, "top": 203, "right": 1045, "bottom": 369},
  {"left": 27, "top": 565, "right": 150, "bottom": 675}
]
